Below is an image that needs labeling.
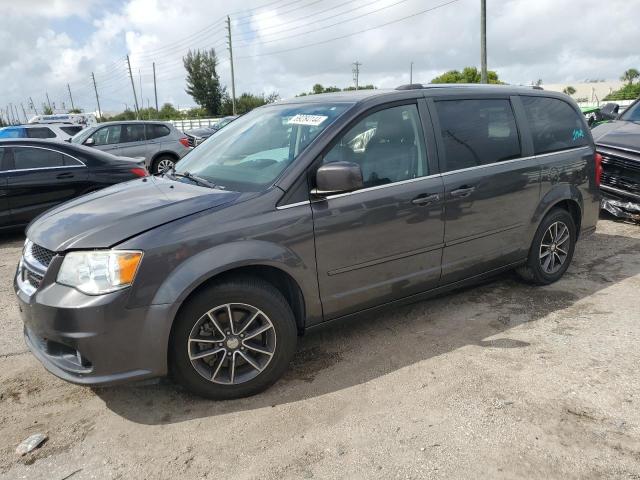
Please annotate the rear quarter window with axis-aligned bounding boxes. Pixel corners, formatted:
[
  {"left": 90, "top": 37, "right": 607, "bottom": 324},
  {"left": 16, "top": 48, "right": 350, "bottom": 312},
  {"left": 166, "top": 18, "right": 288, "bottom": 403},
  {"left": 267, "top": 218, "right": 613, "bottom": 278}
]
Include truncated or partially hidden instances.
[
  {"left": 146, "top": 124, "right": 171, "bottom": 140},
  {"left": 521, "top": 96, "right": 589, "bottom": 154}
]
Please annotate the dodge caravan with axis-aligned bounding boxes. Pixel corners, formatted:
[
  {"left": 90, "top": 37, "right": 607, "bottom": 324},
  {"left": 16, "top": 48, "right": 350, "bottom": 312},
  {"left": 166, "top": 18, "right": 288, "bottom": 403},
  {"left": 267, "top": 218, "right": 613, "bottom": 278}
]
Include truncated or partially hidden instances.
[{"left": 15, "top": 85, "right": 600, "bottom": 399}]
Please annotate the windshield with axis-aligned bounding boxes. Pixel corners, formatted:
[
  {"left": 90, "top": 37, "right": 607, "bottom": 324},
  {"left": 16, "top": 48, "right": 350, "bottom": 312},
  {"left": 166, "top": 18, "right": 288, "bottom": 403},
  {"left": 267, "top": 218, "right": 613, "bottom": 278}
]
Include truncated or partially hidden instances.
[
  {"left": 71, "top": 126, "right": 96, "bottom": 144},
  {"left": 0, "top": 127, "right": 25, "bottom": 138},
  {"left": 175, "top": 102, "right": 351, "bottom": 192},
  {"left": 619, "top": 101, "right": 640, "bottom": 122}
]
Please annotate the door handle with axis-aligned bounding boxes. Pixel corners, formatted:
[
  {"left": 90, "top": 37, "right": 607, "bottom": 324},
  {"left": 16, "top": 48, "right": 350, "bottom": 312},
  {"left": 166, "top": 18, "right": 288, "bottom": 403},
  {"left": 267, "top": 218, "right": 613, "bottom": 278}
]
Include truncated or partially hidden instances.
[
  {"left": 411, "top": 193, "right": 440, "bottom": 206},
  {"left": 56, "top": 172, "right": 74, "bottom": 179},
  {"left": 450, "top": 185, "right": 476, "bottom": 198}
]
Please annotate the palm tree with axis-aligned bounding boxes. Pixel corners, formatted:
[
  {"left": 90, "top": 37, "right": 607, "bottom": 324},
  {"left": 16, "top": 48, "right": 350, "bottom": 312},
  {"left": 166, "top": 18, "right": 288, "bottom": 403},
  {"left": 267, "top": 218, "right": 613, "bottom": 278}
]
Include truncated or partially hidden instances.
[
  {"left": 563, "top": 86, "right": 576, "bottom": 96},
  {"left": 620, "top": 68, "right": 640, "bottom": 85}
]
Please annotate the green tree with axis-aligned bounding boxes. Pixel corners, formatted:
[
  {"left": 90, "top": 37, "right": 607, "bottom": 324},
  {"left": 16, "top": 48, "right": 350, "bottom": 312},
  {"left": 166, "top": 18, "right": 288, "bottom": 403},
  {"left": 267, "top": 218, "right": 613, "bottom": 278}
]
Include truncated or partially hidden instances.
[
  {"left": 604, "top": 83, "right": 640, "bottom": 101},
  {"left": 563, "top": 86, "right": 576, "bottom": 95},
  {"left": 620, "top": 68, "right": 640, "bottom": 86},
  {"left": 183, "top": 48, "right": 225, "bottom": 115},
  {"left": 343, "top": 84, "right": 376, "bottom": 91},
  {"left": 42, "top": 104, "right": 53, "bottom": 115},
  {"left": 430, "top": 66, "right": 501, "bottom": 84},
  {"left": 221, "top": 92, "right": 279, "bottom": 115},
  {"left": 68, "top": 108, "right": 82, "bottom": 114},
  {"left": 158, "top": 103, "right": 182, "bottom": 120}
]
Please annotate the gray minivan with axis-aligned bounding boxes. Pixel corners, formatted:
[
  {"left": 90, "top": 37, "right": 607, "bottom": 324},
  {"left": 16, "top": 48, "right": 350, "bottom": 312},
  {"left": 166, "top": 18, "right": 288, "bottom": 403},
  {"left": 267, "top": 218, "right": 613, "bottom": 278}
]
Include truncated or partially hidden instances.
[
  {"left": 15, "top": 85, "right": 600, "bottom": 399},
  {"left": 71, "top": 120, "right": 190, "bottom": 173}
]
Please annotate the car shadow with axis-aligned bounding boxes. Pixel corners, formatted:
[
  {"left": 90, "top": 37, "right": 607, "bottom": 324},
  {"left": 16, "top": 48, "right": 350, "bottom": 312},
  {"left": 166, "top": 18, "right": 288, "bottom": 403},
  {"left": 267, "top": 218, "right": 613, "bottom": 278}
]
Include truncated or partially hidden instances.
[{"left": 95, "top": 230, "right": 640, "bottom": 425}]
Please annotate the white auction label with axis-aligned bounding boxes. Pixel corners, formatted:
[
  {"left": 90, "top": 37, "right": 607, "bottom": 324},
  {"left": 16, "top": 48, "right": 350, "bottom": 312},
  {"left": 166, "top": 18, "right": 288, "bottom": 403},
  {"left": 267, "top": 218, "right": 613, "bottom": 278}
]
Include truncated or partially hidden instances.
[{"left": 287, "top": 114, "right": 328, "bottom": 126}]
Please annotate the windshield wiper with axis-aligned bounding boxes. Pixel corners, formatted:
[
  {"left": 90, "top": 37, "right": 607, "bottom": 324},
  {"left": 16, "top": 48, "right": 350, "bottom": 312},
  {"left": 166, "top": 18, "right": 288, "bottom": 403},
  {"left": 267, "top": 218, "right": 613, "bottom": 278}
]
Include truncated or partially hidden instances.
[{"left": 165, "top": 166, "right": 217, "bottom": 189}]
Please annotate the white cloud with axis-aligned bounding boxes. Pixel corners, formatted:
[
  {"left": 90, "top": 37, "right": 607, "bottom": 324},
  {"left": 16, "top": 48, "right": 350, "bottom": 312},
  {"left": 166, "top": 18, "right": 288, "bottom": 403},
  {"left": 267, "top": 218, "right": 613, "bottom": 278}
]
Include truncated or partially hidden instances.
[{"left": 1, "top": 0, "right": 639, "bottom": 118}]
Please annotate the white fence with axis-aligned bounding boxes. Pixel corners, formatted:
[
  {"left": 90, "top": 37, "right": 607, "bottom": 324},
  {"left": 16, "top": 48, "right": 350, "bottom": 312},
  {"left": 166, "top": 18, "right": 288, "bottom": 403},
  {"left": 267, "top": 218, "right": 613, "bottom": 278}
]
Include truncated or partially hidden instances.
[{"left": 168, "top": 118, "right": 221, "bottom": 132}]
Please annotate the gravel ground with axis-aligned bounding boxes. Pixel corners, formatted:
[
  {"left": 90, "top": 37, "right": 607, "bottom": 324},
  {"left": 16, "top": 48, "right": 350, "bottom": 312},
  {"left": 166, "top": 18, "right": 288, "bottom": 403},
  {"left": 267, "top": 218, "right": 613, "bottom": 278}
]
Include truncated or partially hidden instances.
[{"left": 1, "top": 217, "right": 639, "bottom": 480}]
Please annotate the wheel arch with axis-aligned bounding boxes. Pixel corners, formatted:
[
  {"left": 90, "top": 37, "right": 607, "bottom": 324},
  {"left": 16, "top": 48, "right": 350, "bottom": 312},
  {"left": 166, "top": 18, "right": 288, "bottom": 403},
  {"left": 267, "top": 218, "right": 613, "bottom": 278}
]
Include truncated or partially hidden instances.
[
  {"left": 528, "top": 184, "right": 583, "bottom": 241},
  {"left": 151, "top": 150, "right": 179, "bottom": 168}
]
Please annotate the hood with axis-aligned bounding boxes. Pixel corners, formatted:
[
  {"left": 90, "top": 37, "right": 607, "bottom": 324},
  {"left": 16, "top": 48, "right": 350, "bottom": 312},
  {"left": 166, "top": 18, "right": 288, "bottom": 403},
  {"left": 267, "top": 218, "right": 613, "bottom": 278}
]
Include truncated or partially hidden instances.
[
  {"left": 27, "top": 175, "right": 241, "bottom": 251},
  {"left": 592, "top": 120, "right": 640, "bottom": 152}
]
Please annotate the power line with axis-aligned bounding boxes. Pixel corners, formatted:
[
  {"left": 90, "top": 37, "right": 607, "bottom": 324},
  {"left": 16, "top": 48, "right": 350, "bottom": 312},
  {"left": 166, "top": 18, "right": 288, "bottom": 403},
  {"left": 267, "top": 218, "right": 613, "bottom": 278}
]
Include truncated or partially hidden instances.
[{"left": 237, "top": 0, "right": 462, "bottom": 59}]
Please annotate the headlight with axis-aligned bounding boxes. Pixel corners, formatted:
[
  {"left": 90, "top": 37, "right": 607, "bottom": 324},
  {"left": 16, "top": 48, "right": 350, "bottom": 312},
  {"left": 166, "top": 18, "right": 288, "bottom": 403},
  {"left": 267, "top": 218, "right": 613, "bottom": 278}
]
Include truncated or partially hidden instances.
[{"left": 57, "top": 250, "right": 143, "bottom": 295}]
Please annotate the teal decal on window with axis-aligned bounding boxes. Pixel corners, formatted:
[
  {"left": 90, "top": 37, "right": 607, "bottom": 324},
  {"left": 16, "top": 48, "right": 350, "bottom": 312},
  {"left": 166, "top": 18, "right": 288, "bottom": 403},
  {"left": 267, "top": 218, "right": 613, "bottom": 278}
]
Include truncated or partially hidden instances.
[{"left": 572, "top": 128, "right": 585, "bottom": 141}]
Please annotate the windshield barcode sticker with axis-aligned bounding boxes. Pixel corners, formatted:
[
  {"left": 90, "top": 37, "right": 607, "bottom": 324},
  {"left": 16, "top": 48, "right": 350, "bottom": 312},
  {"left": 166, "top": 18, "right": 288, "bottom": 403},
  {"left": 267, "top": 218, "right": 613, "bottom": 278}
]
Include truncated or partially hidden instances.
[{"left": 288, "top": 114, "right": 328, "bottom": 126}]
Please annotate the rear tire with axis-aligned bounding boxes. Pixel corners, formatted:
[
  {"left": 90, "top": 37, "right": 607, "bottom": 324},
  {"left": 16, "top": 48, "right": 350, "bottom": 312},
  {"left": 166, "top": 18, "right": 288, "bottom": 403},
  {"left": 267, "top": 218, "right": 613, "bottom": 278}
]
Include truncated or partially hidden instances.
[
  {"left": 153, "top": 156, "right": 176, "bottom": 174},
  {"left": 516, "top": 208, "right": 577, "bottom": 285},
  {"left": 169, "top": 277, "right": 298, "bottom": 400}
]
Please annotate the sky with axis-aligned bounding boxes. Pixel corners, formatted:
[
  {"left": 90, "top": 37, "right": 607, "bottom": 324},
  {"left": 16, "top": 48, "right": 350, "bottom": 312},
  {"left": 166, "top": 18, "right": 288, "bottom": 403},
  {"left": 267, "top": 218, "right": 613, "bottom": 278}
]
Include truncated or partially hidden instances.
[{"left": 1, "top": 0, "right": 639, "bottom": 118}]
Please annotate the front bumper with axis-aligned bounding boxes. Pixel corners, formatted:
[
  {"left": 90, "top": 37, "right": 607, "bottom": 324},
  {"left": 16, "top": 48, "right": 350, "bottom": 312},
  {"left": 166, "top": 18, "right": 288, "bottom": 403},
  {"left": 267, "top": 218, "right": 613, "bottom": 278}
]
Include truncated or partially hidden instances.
[{"left": 15, "top": 264, "right": 173, "bottom": 386}]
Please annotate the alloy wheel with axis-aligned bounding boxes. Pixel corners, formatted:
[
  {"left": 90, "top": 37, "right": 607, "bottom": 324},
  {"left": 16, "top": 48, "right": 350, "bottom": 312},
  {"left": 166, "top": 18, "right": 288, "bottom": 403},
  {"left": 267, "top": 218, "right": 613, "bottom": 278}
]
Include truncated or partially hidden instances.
[
  {"left": 157, "top": 159, "right": 175, "bottom": 173},
  {"left": 187, "top": 303, "right": 277, "bottom": 385},
  {"left": 539, "top": 221, "right": 570, "bottom": 274}
]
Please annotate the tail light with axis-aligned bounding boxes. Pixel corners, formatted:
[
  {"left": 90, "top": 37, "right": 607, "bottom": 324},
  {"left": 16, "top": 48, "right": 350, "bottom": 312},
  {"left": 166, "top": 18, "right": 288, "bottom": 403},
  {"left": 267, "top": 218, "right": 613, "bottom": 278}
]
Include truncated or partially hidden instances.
[
  {"left": 130, "top": 167, "right": 148, "bottom": 177},
  {"left": 179, "top": 137, "right": 189, "bottom": 148},
  {"left": 594, "top": 152, "right": 603, "bottom": 187}
]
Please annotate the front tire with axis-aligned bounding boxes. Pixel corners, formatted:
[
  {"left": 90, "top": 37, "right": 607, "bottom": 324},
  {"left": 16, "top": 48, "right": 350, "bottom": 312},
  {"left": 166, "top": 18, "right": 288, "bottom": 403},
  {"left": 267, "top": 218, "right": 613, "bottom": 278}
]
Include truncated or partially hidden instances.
[
  {"left": 516, "top": 208, "right": 577, "bottom": 285},
  {"left": 170, "top": 277, "right": 298, "bottom": 400}
]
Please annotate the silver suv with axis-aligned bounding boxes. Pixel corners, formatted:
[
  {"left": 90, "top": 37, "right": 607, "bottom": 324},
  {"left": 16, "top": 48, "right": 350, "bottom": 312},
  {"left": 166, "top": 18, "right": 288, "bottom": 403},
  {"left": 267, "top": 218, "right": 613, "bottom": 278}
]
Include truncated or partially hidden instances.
[{"left": 71, "top": 121, "right": 190, "bottom": 173}]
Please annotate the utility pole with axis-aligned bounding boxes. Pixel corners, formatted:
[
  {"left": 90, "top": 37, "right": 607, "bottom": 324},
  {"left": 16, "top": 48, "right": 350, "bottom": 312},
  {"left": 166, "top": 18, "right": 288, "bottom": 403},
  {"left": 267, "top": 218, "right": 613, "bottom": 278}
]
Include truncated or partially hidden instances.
[
  {"left": 227, "top": 16, "right": 237, "bottom": 115},
  {"left": 126, "top": 55, "right": 140, "bottom": 118},
  {"left": 67, "top": 83, "right": 75, "bottom": 111},
  {"left": 91, "top": 72, "right": 102, "bottom": 121},
  {"left": 153, "top": 62, "right": 158, "bottom": 112},
  {"left": 352, "top": 61, "right": 362, "bottom": 89},
  {"left": 29, "top": 97, "right": 38, "bottom": 115},
  {"left": 410, "top": 61, "right": 414, "bottom": 84},
  {"left": 20, "top": 103, "right": 27, "bottom": 123},
  {"left": 480, "top": 0, "right": 487, "bottom": 83},
  {"left": 45, "top": 92, "right": 52, "bottom": 112}
]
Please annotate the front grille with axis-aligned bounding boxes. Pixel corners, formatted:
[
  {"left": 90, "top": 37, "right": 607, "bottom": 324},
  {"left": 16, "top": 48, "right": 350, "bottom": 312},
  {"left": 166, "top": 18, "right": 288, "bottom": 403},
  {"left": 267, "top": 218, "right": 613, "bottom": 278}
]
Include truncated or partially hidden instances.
[
  {"left": 599, "top": 148, "right": 640, "bottom": 196},
  {"left": 25, "top": 269, "right": 44, "bottom": 289},
  {"left": 28, "top": 243, "right": 55, "bottom": 268}
]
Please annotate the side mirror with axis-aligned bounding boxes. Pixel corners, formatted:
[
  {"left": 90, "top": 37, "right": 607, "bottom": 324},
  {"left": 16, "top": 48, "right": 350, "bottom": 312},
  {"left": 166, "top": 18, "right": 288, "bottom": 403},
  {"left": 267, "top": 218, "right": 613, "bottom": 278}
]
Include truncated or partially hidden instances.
[
  {"left": 313, "top": 161, "right": 363, "bottom": 196},
  {"left": 84, "top": 137, "right": 95, "bottom": 146}
]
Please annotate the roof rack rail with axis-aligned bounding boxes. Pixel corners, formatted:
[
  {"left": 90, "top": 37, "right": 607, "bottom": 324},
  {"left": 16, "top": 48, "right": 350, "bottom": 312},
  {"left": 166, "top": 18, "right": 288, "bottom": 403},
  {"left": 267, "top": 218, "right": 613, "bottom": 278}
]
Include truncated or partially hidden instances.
[{"left": 395, "top": 84, "right": 426, "bottom": 90}]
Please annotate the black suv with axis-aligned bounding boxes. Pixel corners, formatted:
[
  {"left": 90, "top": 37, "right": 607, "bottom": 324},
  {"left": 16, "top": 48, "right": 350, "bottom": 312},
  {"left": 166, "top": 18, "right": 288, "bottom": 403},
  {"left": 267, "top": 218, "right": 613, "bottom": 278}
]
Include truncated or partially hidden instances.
[{"left": 15, "top": 85, "right": 600, "bottom": 399}]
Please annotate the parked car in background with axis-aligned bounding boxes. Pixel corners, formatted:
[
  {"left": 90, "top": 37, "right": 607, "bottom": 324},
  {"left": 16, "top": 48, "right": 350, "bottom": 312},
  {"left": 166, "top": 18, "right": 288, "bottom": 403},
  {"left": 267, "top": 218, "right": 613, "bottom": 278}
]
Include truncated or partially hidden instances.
[
  {"left": 28, "top": 113, "right": 98, "bottom": 128},
  {"left": 14, "top": 85, "right": 599, "bottom": 400},
  {"left": 184, "top": 115, "right": 238, "bottom": 147},
  {"left": 0, "top": 124, "right": 84, "bottom": 141},
  {"left": 70, "top": 121, "right": 190, "bottom": 174},
  {"left": 0, "top": 139, "right": 148, "bottom": 229},
  {"left": 591, "top": 97, "right": 640, "bottom": 220},
  {"left": 581, "top": 102, "right": 620, "bottom": 128}
]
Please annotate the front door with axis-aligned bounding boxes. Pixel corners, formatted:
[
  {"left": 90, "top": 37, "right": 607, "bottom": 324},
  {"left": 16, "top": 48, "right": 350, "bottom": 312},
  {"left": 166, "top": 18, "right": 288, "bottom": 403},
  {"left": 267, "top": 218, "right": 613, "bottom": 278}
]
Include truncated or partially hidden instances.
[
  {"left": 311, "top": 102, "right": 445, "bottom": 320},
  {"left": 429, "top": 97, "right": 540, "bottom": 283},
  {"left": 7, "top": 146, "right": 89, "bottom": 226},
  {"left": 0, "top": 147, "right": 10, "bottom": 228},
  {"left": 86, "top": 124, "right": 122, "bottom": 155}
]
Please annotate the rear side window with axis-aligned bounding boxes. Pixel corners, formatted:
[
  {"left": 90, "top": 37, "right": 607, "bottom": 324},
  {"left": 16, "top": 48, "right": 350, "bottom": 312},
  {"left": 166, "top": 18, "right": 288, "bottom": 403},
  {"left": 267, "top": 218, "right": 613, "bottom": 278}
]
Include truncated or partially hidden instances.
[
  {"left": 146, "top": 124, "right": 170, "bottom": 139},
  {"left": 521, "top": 96, "right": 589, "bottom": 154},
  {"left": 26, "top": 127, "right": 56, "bottom": 139},
  {"left": 435, "top": 99, "right": 521, "bottom": 172},
  {"left": 13, "top": 147, "right": 65, "bottom": 169},
  {"left": 60, "top": 126, "right": 83, "bottom": 135},
  {"left": 122, "top": 124, "right": 146, "bottom": 143}
]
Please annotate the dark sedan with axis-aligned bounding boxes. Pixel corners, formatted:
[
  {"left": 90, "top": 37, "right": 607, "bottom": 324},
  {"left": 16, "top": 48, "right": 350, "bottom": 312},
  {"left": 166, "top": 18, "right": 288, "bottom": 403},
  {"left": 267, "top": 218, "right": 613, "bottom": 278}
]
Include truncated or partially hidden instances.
[{"left": 0, "top": 139, "right": 148, "bottom": 229}]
